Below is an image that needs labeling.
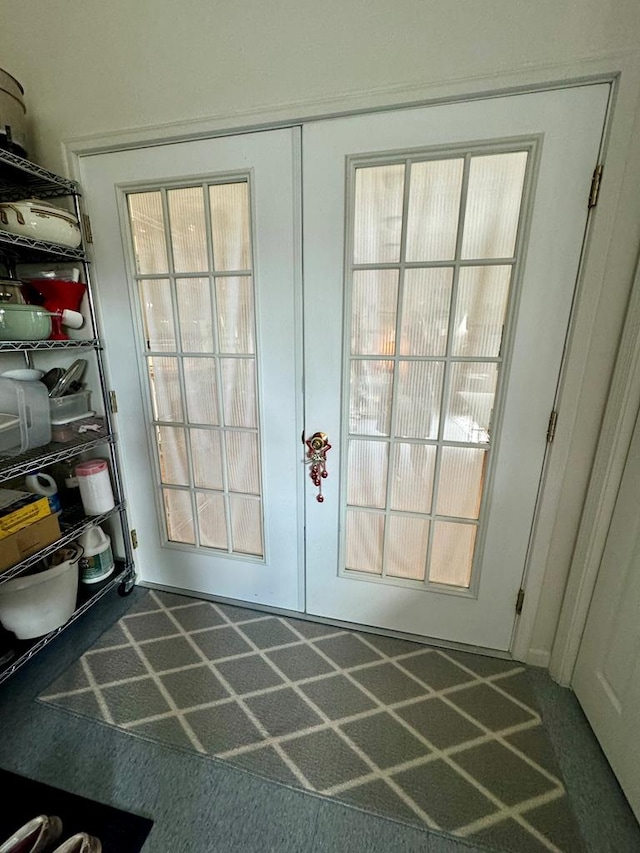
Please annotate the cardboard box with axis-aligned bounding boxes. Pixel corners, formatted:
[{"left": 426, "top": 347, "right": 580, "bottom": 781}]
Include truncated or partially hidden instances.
[
  {"left": 0, "top": 514, "right": 61, "bottom": 572},
  {"left": 0, "top": 490, "right": 51, "bottom": 540}
]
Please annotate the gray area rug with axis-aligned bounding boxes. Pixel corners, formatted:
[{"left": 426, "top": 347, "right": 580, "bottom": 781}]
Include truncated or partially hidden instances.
[{"left": 39, "top": 589, "right": 583, "bottom": 852}]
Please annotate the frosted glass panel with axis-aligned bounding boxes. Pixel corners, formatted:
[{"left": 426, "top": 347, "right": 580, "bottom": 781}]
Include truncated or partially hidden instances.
[
  {"left": 209, "top": 183, "right": 251, "bottom": 272},
  {"left": 227, "top": 431, "right": 260, "bottom": 494},
  {"left": 429, "top": 521, "right": 477, "bottom": 587},
  {"left": 386, "top": 516, "right": 429, "bottom": 580},
  {"left": 221, "top": 359, "right": 256, "bottom": 427},
  {"left": 461, "top": 152, "right": 528, "bottom": 260},
  {"left": 190, "top": 428, "right": 223, "bottom": 489},
  {"left": 168, "top": 187, "right": 208, "bottom": 273},
  {"left": 351, "top": 270, "right": 398, "bottom": 356},
  {"left": 156, "top": 426, "right": 188, "bottom": 486},
  {"left": 128, "top": 192, "right": 168, "bottom": 274},
  {"left": 444, "top": 362, "right": 498, "bottom": 443},
  {"left": 139, "top": 279, "right": 175, "bottom": 352},
  {"left": 345, "top": 510, "right": 384, "bottom": 574},
  {"left": 347, "top": 440, "right": 388, "bottom": 508},
  {"left": 437, "top": 446, "right": 486, "bottom": 519},
  {"left": 147, "top": 357, "right": 182, "bottom": 422},
  {"left": 176, "top": 278, "right": 214, "bottom": 353},
  {"left": 183, "top": 357, "right": 219, "bottom": 424},
  {"left": 400, "top": 268, "right": 453, "bottom": 356},
  {"left": 406, "top": 158, "right": 464, "bottom": 262},
  {"left": 131, "top": 178, "right": 264, "bottom": 560},
  {"left": 349, "top": 361, "right": 394, "bottom": 435},
  {"left": 163, "top": 488, "right": 195, "bottom": 544},
  {"left": 196, "top": 492, "right": 228, "bottom": 550},
  {"left": 396, "top": 361, "right": 444, "bottom": 439},
  {"left": 390, "top": 443, "right": 435, "bottom": 513},
  {"left": 453, "top": 266, "right": 511, "bottom": 357},
  {"left": 216, "top": 276, "right": 255, "bottom": 354},
  {"left": 353, "top": 164, "right": 405, "bottom": 264},
  {"left": 230, "top": 495, "right": 263, "bottom": 556}
]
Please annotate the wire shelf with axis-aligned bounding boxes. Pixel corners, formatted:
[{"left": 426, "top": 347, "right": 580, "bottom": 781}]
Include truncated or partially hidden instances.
[
  {"left": 0, "top": 228, "right": 86, "bottom": 262},
  {"left": 0, "top": 503, "right": 126, "bottom": 585},
  {"left": 0, "top": 561, "right": 133, "bottom": 686},
  {"left": 0, "top": 338, "right": 98, "bottom": 352},
  {"left": 0, "top": 149, "right": 79, "bottom": 200},
  {"left": 0, "top": 150, "right": 136, "bottom": 685},
  {"left": 0, "top": 423, "right": 112, "bottom": 483}
]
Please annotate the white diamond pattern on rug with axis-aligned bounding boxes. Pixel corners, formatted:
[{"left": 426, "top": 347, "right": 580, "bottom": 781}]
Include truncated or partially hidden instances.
[{"left": 39, "top": 590, "right": 584, "bottom": 853}]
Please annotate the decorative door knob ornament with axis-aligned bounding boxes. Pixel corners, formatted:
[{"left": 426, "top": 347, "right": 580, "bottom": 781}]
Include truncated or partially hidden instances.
[{"left": 303, "top": 431, "right": 332, "bottom": 503}]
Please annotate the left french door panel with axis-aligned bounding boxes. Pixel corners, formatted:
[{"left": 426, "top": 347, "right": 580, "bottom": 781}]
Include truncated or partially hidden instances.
[{"left": 80, "top": 128, "right": 303, "bottom": 610}]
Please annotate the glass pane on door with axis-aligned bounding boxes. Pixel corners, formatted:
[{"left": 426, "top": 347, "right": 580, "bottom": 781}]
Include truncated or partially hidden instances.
[
  {"left": 343, "top": 149, "right": 528, "bottom": 589},
  {"left": 127, "top": 180, "right": 265, "bottom": 557}
]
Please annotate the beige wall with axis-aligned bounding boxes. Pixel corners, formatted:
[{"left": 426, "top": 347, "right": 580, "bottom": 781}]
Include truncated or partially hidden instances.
[
  {"left": 0, "top": 0, "right": 638, "bottom": 173},
  {"left": 1, "top": 0, "right": 640, "bottom": 665}
]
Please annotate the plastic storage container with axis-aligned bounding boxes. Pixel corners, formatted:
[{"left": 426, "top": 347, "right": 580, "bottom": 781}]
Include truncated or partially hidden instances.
[
  {"left": 0, "top": 378, "right": 51, "bottom": 456},
  {"left": 76, "top": 459, "right": 115, "bottom": 515},
  {"left": 49, "top": 390, "right": 92, "bottom": 425},
  {"left": 0, "top": 412, "right": 20, "bottom": 452},
  {"left": 0, "top": 546, "right": 80, "bottom": 639}
]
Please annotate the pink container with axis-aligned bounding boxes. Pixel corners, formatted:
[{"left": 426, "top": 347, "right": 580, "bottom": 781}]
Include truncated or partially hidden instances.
[{"left": 76, "top": 459, "right": 115, "bottom": 516}]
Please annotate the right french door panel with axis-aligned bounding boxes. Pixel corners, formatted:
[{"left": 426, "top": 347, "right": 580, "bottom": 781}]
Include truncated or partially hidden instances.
[{"left": 303, "top": 85, "right": 610, "bottom": 649}]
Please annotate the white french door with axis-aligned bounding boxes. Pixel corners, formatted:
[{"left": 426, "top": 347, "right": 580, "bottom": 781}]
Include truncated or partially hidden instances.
[
  {"left": 80, "top": 128, "right": 304, "bottom": 610},
  {"left": 303, "top": 85, "right": 609, "bottom": 649},
  {"left": 573, "top": 406, "right": 640, "bottom": 820},
  {"left": 80, "top": 84, "right": 609, "bottom": 649}
]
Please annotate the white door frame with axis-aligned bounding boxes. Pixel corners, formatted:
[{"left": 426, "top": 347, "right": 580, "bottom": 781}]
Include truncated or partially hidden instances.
[{"left": 64, "top": 53, "right": 640, "bottom": 667}]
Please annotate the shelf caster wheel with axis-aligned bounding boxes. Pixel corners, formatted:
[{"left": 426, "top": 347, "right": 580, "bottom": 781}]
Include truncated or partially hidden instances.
[{"left": 118, "top": 571, "right": 136, "bottom": 596}]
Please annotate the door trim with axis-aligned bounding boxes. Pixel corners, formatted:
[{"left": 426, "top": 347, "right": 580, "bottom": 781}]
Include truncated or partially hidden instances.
[
  {"left": 63, "top": 69, "right": 620, "bottom": 159},
  {"left": 66, "top": 59, "right": 636, "bottom": 664}
]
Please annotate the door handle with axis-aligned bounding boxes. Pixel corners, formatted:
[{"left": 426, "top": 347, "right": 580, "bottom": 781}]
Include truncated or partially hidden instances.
[{"left": 303, "top": 431, "right": 332, "bottom": 503}]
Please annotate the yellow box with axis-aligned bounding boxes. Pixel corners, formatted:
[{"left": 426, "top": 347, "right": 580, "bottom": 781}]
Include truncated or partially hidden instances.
[
  {"left": 0, "top": 492, "right": 51, "bottom": 540},
  {"left": 0, "top": 514, "right": 61, "bottom": 572}
]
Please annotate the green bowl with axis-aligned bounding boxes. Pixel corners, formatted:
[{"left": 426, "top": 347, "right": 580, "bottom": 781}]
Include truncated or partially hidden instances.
[{"left": 0, "top": 304, "right": 52, "bottom": 340}]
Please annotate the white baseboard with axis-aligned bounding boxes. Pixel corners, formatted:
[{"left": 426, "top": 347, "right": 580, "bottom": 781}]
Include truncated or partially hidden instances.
[{"left": 523, "top": 648, "right": 551, "bottom": 669}]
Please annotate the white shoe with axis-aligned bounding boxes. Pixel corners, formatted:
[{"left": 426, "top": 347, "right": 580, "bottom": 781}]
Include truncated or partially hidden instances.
[
  {"left": 50, "top": 834, "right": 101, "bottom": 853},
  {"left": 0, "top": 815, "right": 63, "bottom": 853}
]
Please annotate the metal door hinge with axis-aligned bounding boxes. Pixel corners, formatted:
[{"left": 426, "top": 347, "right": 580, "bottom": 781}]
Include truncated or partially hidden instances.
[
  {"left": 109, "top": 390, "right": 118, "bottom": 413},
  {"left": 130, "top": 529, "right": 139, "bottom": 549},
  {"left": 515, "top": 588, "right": 525, "bottom": 615},
  {"left": 546, "top": 410, "right": 558, "bottom": 443},
  {"left": 588, "top": 164, "right": 603, "bottom": 209},
  {"left": 81, "top": 213, "right": 93, "bottom": 244}
]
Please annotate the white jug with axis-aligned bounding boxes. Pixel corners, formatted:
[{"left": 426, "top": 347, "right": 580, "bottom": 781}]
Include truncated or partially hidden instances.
[{"left": 77, "top": 525, "right": 114, "bottom": 584}]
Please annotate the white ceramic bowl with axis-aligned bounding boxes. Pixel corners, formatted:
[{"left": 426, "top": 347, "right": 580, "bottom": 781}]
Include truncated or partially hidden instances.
[{"left": 0, "top": 198, "right": 81, "bottom": 248}]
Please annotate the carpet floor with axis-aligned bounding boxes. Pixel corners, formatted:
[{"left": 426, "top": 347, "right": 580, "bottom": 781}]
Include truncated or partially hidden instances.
[{"left": 39, "top": 589, "right": 582, "bottom": 853}]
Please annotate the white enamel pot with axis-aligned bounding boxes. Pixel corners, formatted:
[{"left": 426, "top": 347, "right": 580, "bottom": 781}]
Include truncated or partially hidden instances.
[{"left": 0, "top": 198, "right": 81, "bottom": 248}]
